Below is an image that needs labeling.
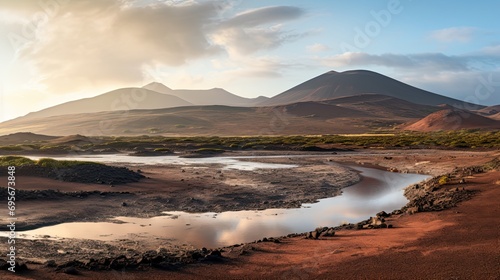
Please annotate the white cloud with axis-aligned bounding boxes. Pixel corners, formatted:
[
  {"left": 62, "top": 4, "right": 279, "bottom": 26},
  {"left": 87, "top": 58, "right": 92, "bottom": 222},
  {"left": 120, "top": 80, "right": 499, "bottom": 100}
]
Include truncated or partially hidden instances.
[
  {"left": 429, "top": 27, "right": 478, "bottom": 43},
  {"left": 212, "top": 6, "right": 307, "bottom": 57},
  {"left": 480, "top": 44, "right": 500, "bottom": 56},
  {"left": 321, "top": 52, "right": 470, "bottom": 72},
  {"left": 307, "top": 43, "right": 329, "bottom": 53},
  {"left": 221, "top": 6, "right": 304, "bottom": 28},
  {"left": 1, "top": 1, "right": 308, "bottom": 95},
  {"left": 399, "top": 70, "right": 500, "bottom": 106}
]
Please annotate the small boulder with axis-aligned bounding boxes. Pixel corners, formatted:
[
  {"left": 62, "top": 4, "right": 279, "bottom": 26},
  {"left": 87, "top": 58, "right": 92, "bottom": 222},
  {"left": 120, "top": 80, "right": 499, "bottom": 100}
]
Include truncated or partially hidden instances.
[
  {"left": 62, "top": 266, "right": 79, "bottom": 275},
  {"left": 321, "top": 227, "right": 336, "bottom": 237},
  {"left": 376, "top": 211, "right": 389, "bottom": 218},
  {"left": 306, "top": 231, "right": 320, "bottom": 239},
  {"left": 406, "top": 206, "right": 419, "bottom": 214}
]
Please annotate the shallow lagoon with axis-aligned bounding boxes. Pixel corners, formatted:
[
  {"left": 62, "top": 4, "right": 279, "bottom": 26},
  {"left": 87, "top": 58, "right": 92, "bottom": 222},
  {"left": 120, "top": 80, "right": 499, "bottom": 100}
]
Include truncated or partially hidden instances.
[{"left": 18, "top": 156, "right": 429, "bottom": 248}]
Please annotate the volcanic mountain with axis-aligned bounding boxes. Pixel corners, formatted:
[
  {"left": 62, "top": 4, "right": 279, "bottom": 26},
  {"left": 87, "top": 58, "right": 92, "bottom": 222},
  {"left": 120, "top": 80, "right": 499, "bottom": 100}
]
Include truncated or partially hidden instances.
[
  {"left": 402, "top": 108, "right": 500, "bottom": 132},
  {"left": 142, "top": 82, "right": 268, "bottom": 106},
  {"left": 1, "top": 69, "right": 494, "bottom": 136},
  {"left": 20, "top": 87, "right": 193, "bottom": 120},
  {"left": 260, "top": 70, "right": 482, "bottom": 108}
]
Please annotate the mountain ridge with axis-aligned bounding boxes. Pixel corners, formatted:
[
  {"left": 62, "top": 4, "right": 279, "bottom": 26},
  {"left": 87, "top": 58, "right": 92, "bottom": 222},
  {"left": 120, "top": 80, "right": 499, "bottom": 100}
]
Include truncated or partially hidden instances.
[
  {"left": 21, "top": 87, "right": 193, "bottom": 120},
  {"left": 142, "top": 83, "right": 267, "bottom": 107},
  {"left": 260, "top": 70, "right": 484, "bottom": 108}
]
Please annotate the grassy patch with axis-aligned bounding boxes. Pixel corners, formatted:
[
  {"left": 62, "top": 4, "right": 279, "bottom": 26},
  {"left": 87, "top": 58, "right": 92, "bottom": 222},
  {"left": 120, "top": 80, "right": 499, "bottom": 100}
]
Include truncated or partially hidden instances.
[
  {"left": 193, "top": 148, "right": 225, "bottom": 154},
  {"left": 36, "top": 158, "right": 103, "bottom": 168},
  {"left": 0, "top": 156, "right": 103, "bottom": 168},
  {"left": 0, "top": 156, "right": 36, "bottom": 166},
  {"left": 153, "top": 148, "right": 172, "bottom": 152}
]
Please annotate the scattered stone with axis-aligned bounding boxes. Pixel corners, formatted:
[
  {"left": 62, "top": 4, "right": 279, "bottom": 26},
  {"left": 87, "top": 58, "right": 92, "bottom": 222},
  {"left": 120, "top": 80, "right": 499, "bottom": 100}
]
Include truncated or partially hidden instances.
[
  {"left": 62, "top": 266, "right": 79, "bottom": 275},
  {"left": 45, "top": 260, "right": 57, "bottom": 267},
  {"left": 320, "top": 227, "right": 336, "bottom": 237},
  {"left": 376, "top": 211, "right": 389, "bottom": 218},
  {"left": 406, "top": 206, "right": 419, "bottom": 214}
]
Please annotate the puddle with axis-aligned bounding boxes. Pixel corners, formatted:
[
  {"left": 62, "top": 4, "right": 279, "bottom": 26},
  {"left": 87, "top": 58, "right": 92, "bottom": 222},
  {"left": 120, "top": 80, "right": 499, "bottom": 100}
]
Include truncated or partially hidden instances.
[
  {"left": 27, "top": 154, "right": 298, "bottom": 171},
  {"left": 14, "top": 166, "right": 430, "bottom": 248}
]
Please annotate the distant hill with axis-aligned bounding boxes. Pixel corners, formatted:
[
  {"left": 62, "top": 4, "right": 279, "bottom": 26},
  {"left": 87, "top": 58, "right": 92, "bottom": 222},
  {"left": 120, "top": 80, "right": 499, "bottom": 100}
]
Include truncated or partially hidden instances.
[
  {"left": 475, "top": 105, "right": 500, "bottom": 116},
  {"left": 0, "top": 96, "right": 443, "bottom": 136},
  {"left": 21, "top": 87, "right": 193, "bottom": 120},
  {"left": 274, "top": 101, "right": 373, "bottom": 119},
  {"left": 142, "top": 82, "right": 268, "bottom": 106},
  {"left": 49, "top": 134, "right": 94, "bottom": 145},
  {"left": 0, "top": 132, "right": 57, "bottom": 145},
  {"left": 402, "top": 108, "right": 500, "bottom": 132},
  {"left": 323, "top": 94, "right": 439, "bottom": 118},
  {"left": 260, "top": 70, "right": 483, "bottom": 108},
  {"left": 489, "top": 112, "right": 500, "bottom": 120}
]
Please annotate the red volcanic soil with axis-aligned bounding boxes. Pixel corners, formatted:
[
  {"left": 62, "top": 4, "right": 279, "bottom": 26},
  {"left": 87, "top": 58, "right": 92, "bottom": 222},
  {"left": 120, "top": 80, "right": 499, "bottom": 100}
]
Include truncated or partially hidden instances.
[
  {"left": 403, "top": 108, "right": 500, "bottom": 131},
  {"left": 6, "top": 168, "right": 498, "bottom": 279},
  {"left": 1, "top": 150, "right": 498, "bottom": 279}
]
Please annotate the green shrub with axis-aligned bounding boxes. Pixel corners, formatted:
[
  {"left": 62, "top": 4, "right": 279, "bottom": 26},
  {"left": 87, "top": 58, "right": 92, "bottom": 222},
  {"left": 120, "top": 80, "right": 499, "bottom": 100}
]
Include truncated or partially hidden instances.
[
  {"left": 0, "top": 156, "right": 35, "bottom": 166},
  {"left": 438, "top": 176, "right": 449, "bottom": 185},
  {"left": 193, "top": 148, "right": 225, "bottom": 154},
  {"left": 36, "top": 158, "right": 102, "bottom": 168},
  {"left": 153, "top": 148, "right": 172, "bottom": 152}
]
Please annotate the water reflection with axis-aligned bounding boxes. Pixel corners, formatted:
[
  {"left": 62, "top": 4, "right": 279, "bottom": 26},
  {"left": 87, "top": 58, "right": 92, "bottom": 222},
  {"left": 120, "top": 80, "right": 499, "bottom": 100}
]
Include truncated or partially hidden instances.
[
  {"left": 27, "top": 154, "right": 298, "bottom": 171},
  {"left": 18, "top": 166, "right": 429, "bottom": 248}
]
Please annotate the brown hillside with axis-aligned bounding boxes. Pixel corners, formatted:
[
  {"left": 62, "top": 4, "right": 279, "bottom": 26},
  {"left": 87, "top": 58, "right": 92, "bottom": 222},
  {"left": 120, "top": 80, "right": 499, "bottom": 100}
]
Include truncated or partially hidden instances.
[
  {"left": 143, "top": 82, "right": 266, "bottom": 107},
  {"left": 403, "top": 109, "right": 500, "bottom": 132},
  {"left": 50, "top": 134, "right": 95, "bottom": 145},
  {"left": 323, "top": 94, "right": 439, "bottom": 118},
  {"left": 21, "top": 87, "right": 193, "bottom": 120},
  {"left": 0, "top": 132, "right": 57, "bottom": 145},
  {"left": 475, "top": 105, "right": 500, "bottom": 116},
  {"left": 277, "top": 101, "right": 373, "bottom": 119},
  {"left": 489, "top": 112, "right": 500, "bottom": 120}
]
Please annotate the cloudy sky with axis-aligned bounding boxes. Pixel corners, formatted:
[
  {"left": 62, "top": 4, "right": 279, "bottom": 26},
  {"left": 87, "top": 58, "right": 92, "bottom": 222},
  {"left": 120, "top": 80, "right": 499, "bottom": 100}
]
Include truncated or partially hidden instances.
[{"left": 1, "top": 0, "right": 499, "bottom": 122}]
